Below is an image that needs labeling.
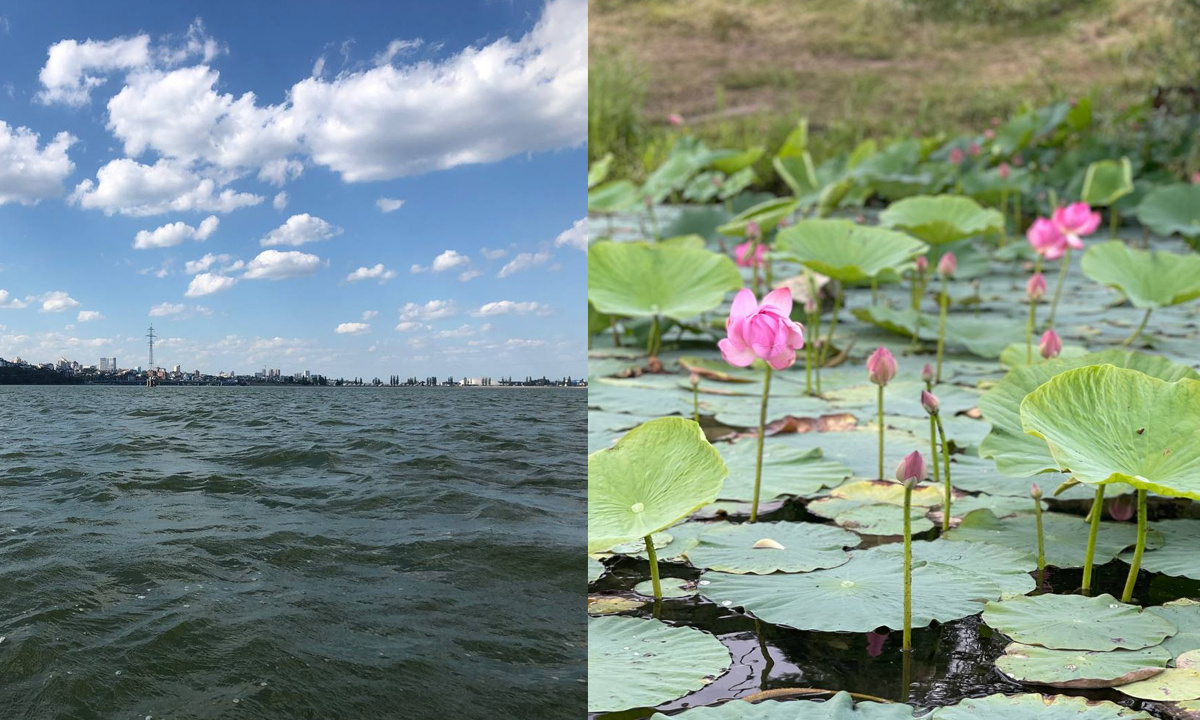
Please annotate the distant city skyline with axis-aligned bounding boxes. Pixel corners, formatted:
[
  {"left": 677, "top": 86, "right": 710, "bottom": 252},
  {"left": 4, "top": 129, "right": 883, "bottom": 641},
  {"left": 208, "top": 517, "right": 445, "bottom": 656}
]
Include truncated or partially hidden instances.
[{"left": 0, "top": 0, "right": 586, "bottom": 378}]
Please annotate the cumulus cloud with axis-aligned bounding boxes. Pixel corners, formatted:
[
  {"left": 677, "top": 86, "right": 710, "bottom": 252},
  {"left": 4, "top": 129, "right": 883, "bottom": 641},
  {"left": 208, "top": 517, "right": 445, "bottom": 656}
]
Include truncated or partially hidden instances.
[
  {"left": 0, "top": 290, "right": 27, "bottom": 309},
  {"left": 185, "top": 272, "right": 238, "bottom": 297},
  {"left": 260, "top": 213, "right": 342, "bottom": 247},
  {"left": 0, "top": 122, "right": 76, "bottom": 206},
  {"left": 184, "top": 252, "right": 241, "bottom": 275},
  {"left": 398, "top": 299, "right": 456, "bottom": 322},
  {"left": 497, "top": 250, "right": 551, "bottom": 278},
  {"left": 149, "top": 302, "right": 186, "bottom": 316},
  {"left": 346, "top": 264, "right": 396, "bottom": 284},
  {"left": 133, "top": 215, "right": 218, "bottom": 249},
  {"left": 37, "top": 35, "right": 151, "bottom": 106},
  {"left": 376, "top": 197, "right": 404, "bottom": 213},
  {"left": 243, "top": 250, "right": 322, "bottom": 280},
  {"left": 394, "top": 321, "right": 424, "bottom": 332},
  {"left": 431, "top": 250, "right": 469, "bottom": 273},
  {"left": 555, "top": 217, "right": 587, "bottom": 251},
  {"left": 71, "top": 158, "right": 262, "bottom": 216},
  {"left": 505, "top": 338, "right": 546, "bottom": 348},
  {"left": 472, "top": 300, "right": 552, "bottom": 317},
  {"left": 273, "top": 191, "right": 288, "bottom": 210},
  {"left": 335, "top": 322, "right": 370, "bottom": 335},
  {"left": 76, "top": 310, "right": 103, "bottom": 322},
  {"left": 458, "top": 269, "right": 482, "bottom": 282},
  {"left": 361, "top": 310, "right": 378, "bottom": 320},
  {"left": 480, "top": 247, "right": 507, "bottom": 260},
  {"left": 39, "top": 291, "right": 81, "bottom": 313}
]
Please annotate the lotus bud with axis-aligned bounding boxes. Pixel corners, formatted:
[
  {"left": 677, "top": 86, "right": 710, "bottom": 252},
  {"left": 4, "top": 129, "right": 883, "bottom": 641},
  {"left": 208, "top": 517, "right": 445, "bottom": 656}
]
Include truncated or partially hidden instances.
[
  {"left": 998, "top": 162, "right": 1010, "bottom": 180},
  {"left": 984, "top": 129, "right": 996, "bottom": 141},
  {"left": 894, "top": 450, "right": 926, "bottom": 487},
  {"left": 920, "top": 390, "right": 940, "bottom": 416},
  {"left": 1011, "top": 155, "right": 1024, "bottom": 167},
  {"left": 667, "top": 113, "right": 684, "bottom": 126},
  {"left": 746, "top": 221, "right": 761, "bottom": 241},
  {"left": 948, "top": 147, "right": 964, "bottom": 166},
  {"left": 1192, "top": 171, "right": 1200, "bottom": 185},
  {"left": 1039, "top": 329, "right": 1062, "bottom": 359},
  {"left": 915, "top": 255, "right": 928, "bottom": 275},
  {"left": 1026, "top": 273, "right": 1047, "bottom": 301},
  {"left": 867, "top": 347, "right": 897, "bottom": 387},
  {"left": 803, "top": 295, "right": 818, "bottom": 314},
  {"left": 1107, "top": 494, "right": 1135, "bottom": 522},
  {"left": 921, "top": 363, "right": 935, "bottom": 386},
  {"left": 689, "top": 371, "right": 700, "bottom": 388},
  {"left": 937, "top": 252, "right": 956, "bottom": 278},
  {"left": 1030, "top": 483, "right": 1042, "bottom": 500},
  {"left": 968, "top": 142, "right": 982, "bottom": 157}
]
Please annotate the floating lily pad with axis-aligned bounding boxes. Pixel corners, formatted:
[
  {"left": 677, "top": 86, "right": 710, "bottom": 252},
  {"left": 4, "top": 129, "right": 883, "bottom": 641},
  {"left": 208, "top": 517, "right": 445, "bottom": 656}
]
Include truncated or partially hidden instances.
[
  {"left": 852, "top": 305, "right": 1024, "bottom": 359},
  {"left": 589, "top": 179, "right": 641, "bottom": 213},
  {"left": 589, "top": 557, "right": 606, "bottom": 584},
  {"left": 937, "top": 493, "right": 1041, "bottom": 522},
  {"left": 589, "top": 595, "right": 645, "bottom": 615},
  {"left": 1116, "top": 650, "right": 1200, "bottom": 702},
  {"left": 588, "top": 378, "right": 692, "bottom": 416},
  {"left": 999, "top": 342, "right": 1090, "bottom": 369},
  {"left": 978, "top": 350, "right": 1198, "bottom": 477},
  {"left": 588, "top": 418, "right": 729, "bottom": 554},
  {"left": 700, "top": 549, "right": 1001, "bottom": 632},
  {"left": 1021, "top": 365, "right": 1200, "bottom": 500},
  {"left": 866, "top": 540, "right": 1037, "bottom": 597},
  {"left": 684, "top": 521, "right": 859, "bottom": 574},
  {"left": 634, "top": 578, "right": 697, "bottom": 599},
  {"left": 1147, "top": 600, "right": 1200, "bottom": 660},
  {"left": 946, "top": 510, "right": 1159, "bottom": 568},
  {"left": 649, "top": 691, "right": 917, "bottom": 719},
  {"left": 807, "top": 499, "right": 935, "bottom": 536},
  {"left": 982, "top": 593, "right": 1176, "bottom": 651},
  {"left": 1081, "top": 157, "right": 1134, "bottom": 207},
  {"left": 717, "top": 197, "right": 800, "bottom": 236},
  {"left": 718, "top": 443, "right": 853, "bottom": 502},
  {"left": 1122, "top": 520, "right": 1200, "bottom": 581},
  {"left": 1081, "top": 241, "right": 1200, "bottom": 309},
  {"left": 588, "top": 616, "right": 732, "bottom": 713},
  {"left": 996, "top": 642, "right": 1170, "bottom": 688},
  {"left": 1136, "top": 183, "right": 1200, "bottom": 240},
  {"left": 775, "top": 219, "right": 929, "bottom": 283},
  {"left": 588, "top": 241, "right": 742, "bottom": 322},
  {"left": 878, "top": 194, "right": 1004, "bottom": 245},
  {"left": 928, "top": 692, "right": 1155, "bottom": 719}
]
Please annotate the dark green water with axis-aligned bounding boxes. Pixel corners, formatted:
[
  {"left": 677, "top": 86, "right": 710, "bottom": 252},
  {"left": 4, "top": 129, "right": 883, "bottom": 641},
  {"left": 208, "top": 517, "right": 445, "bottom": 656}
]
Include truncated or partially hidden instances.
[{"left": 0, "top": 386, "right": 585, "bottom": 719}]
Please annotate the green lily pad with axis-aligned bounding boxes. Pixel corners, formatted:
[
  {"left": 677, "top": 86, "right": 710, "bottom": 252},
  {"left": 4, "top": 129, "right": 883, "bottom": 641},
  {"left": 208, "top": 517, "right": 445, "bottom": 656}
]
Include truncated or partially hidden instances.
[
  {"left": 634, "top": 578, "right": 697, "bottom": 598},
  {"left": 1021, "top": 365, "right": 1200, "bottom": 500},
  {"left": 700, "top": 548, "right": 1001, "bottom": 632},
  {"left": 587, "top": 241, "right": 742, "bottom": 322},
  {"left": 982, "top": 593, "right": 1176, "bottom": 651},
  {"left": 937, "top": 493, "right": 1039, "bottom": 522},
  {"left": 1081, "top": 158, "right": 1134, "bottom": 207},
  {"left": 1148, "top": 599, "right": 1200, "bottom": 660},
  {"left": 588, "top": 616, "right": 732, "bottom": 713},
  {"left": 807, "top": 499, "right": 935, "bottom": 536},
  {"left": 1081, "top": 241, "right": 1200, "bottom": 310},
  {"left": 868, "top": 540, "right": 1037, "bottom": 597},
  {"left": 945, "top": 453, "right": 1070, "bottom": 498},
  {"left": 589, "top": 179, "right": 641, "bottom": 213},
  {"left": 851, "top": 305, "right": 1024, "bottom": 359},
  {"left": 588, "top": 418, "right": 729, "bottom": 554},
  {"left": 979, "top": 351, "right": 1199, "bottom": 477},
  {"left": 775, "top": 219, "right": 929, "bottom": 283},
  {"left": 683, "top": 521, "right": 859, "bottom": 574},
  {"left": 1121, "top": 520, "right": 1200, "bottom": 580},
  {"left": 717, "top": 197, "right": 799, "bottom": 237},
  {"left": 928, "top": 692, "right": 1155, "bottom": 719},
  {"left": 878, "top": 194, "right": 1004, "bottom": 245},
  {"left": 1116, "top": 650, "right": 1200, "bottom": 702},
  {"left": 946, "top": 510, "right": 1159, "bottom": 568},
  {"left": 996, "top": 642, "right": 1170, "bottom": 688},
  {"left": 709, "top": 146, "right": 764, "bottom": 175},
  {"left": 589, "top": 557, "right": 606, "bottom": 584},
  {"left": 717, "top": 443, "right": 853, "bottom": 502},
  {"left": 649, "top": 691, "right": 916, "bottom": 719},
  {"left": 999, "top": 342, "right": 1090, "bottom": 369},
  {"left": 1136, "top": 183, "right": 1200, "bottom": 240}
]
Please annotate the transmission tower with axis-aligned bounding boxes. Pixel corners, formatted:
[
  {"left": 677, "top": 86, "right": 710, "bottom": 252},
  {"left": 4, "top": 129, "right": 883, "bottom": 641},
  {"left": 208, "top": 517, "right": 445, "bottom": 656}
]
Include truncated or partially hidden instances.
[{"left": 146, "top": 325, "right": 156, "bottom": 369}]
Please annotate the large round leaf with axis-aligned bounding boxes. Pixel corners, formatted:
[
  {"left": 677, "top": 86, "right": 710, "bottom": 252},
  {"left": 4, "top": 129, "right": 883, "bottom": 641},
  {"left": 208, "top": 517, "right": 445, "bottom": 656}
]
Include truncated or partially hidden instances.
[
  {"left": 1081, "top": 241, "right": 1200, "bottom": 309},
  {"left": 929, "top": 692, "right": 1154, "bottom": 719},
  {"left": 1120, "top": 519, "right": 1200, "bottom": 580},
  {"left": 1136, "top": 183, "right": 1200, "bottom": 240},
  {"left": 869, "top": 539, "right": 1037, "bottom": 597},
  {"left": 1081, "top": 157, "right": 1134, "bottom": 207},
  {"left": 700, "top": 547, "right": 1001, "bottom": 632},
  {"left": 587, "top": 241, "right": 742, "bottom": 321},
  {"left": 589, "top": 179, "right": 641, "bottom": 213},
  {"left": 1147, "top": 599, "right": 1200, "bottom": 660},
  {"left": 978, "top": 351, "right": 1199, "bottom": 477},
  {"left": 878, "top": 194, "right": 1004, "bottom": 245},
  {"left": 774, "top": 219, "right": 929, "bottom": 282},
  {"left": 650, "top": 692, "right": 916, "bottom": 719},
  {"left": 1116, "top": 650, "right": 1200, "bottom": 702},
  {"left": 996, "top": 642, "right": 1170, "bottom": 688},
  {"left": 717, "top": 443, "right": 853, "bottom": 502},
  {"left": 588, "top": 418, "right": 729, "bottom": 553},
  {"left": 588, "top": 616, "right": 732, "bottom": 713},
  {"left": 683, "top": 521, "right": 859, "bottom": 574},
  {"left": 982, "top": 593, "right": 1176, "bottom": 651},
  {"left": 1020, "top": 365, "right": 1200, "bottom": 500},
  {"left": 946, "top": 509, "right": 1157, "bottom": 568}
]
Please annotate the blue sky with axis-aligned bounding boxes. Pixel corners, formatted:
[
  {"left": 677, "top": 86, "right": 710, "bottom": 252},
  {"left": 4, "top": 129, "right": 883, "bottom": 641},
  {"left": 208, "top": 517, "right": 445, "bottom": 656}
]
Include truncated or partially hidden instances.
[{"left": 0, "top": 0, "right": 585, "bottom": 380}]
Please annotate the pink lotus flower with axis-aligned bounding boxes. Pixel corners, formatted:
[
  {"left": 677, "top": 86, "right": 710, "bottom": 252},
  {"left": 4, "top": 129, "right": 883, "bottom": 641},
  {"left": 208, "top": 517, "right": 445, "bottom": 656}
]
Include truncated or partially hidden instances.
[
  {"left": 968, "top": 142, "right": 982, "bottom": 157},
  {"left": 689, "top": 371, "right": 700, "bottom": 387},
  {"left": 1026, "top": 273, "right": 1046, "bottom": 301},
  {"left": 1026, "top": 218, "right": 1069, "bottom": 260},
  {"left": 894, "top": 450, "right": 926, "bottom": 486},
  {"left": 998, "top": 162, "right": 1010, "bottom": 180},
  {"left": 719, "top": 288, "right": 805, "bottom": 371},
  {"left": 921, "top": 390, "right": 939, "bottom": 415},
  {"left": 1039, "top": 329, "right": 1062, "bottom": 359},
  {"left": 867, "top": 347, "right": 897, "bottom": 386},
  {"left": 921, "top": 363, "right": 934, "bottom": 385},
  {"left": 948, "top": 147, "right": 964, "bottom": 165},
  {"left": 1052, "top": 202, "right": 1101, "bottom": 248},
  {"left": 667, "top": 113, "right": 684, "bottom": 126},
  {"left": 937, "top": 252, "right": 956, "bottom": 278},
  {"left": 733, "top": 240, "right": 766, "bottom": 268}
]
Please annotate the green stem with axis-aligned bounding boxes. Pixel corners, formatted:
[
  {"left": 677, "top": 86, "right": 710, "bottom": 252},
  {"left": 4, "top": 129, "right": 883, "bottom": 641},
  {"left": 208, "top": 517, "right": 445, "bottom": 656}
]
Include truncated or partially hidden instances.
[
  {"left": 692, "top": 387, "right": 700, "bottom": 424},
  {"left": 929, "top": 414, "right": 941, "bottom": 517},
  {"left": 935, "top": 276, "right": 948, "bottom": 383},
  {"left": 817, "top": 286, "right": 842, "bottom": 395},
  {"left": 871, "top": 277, "right": 878, "bottom": 305},
  {"left": 1121, "top": 489, "right": 1148, "bottom": 602},
  {"left": 1026, "top": 299, "right": 1037, "bottom": 364},
  {"left": 750, "top": 366, "right": 773, "bottom": 523},
  {"left": 1000, "top": 188, "right": 1009, "bottom": 246},
  {"left": 811, "top": 308, "right": 822, "bottom": 396},
  {"left": 1081, "top": 485, "right": 1106, "bottom": 595},
  {"left": 1046, "top": 248, "right": 1070, "bottom": 330},
  {"left": 935, "top": 414, "right": 951, "bottom": 531},
  {"left": 902, "top": 483, "right": 913, "bottom": 651},
  {"left": 877, "top": 384, "right": 885, "bottom": 480},
  {"left": 805, "top": 310, "right": 815, "bottom": 395},
  {"left": 645, "top": 534, "right": 662, "bottom": 601},
  {"left": 648, "top": 204, "right": 661, "bottom": 241},
  {"left": 1123, "top": 308, "right": 1152, "bottom": 347},
  {"left": 1034, "top": 494, "right": 1045, "bottom": 588},
  {"left": 611, "top": 316, "right": 621, "bottom": 347},
  {"left": 648, "top": 314, "right": 662, "bottom": 357}
]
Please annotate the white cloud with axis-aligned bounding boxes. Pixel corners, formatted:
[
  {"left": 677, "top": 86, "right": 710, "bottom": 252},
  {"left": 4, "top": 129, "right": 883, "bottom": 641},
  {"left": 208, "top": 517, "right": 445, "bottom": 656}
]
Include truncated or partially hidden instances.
[
  {"left": 39, "top": 291, "right": 81, "bottom": 313},
  {"left": 243, "top": 250, "right": 322, "bottom": 280},
  {"left": 473, "top": 300, "right": 552, "bottom": 317},
  {"left": 361, "top": 310, "right": 378, "bottom": 320},
  {"left": 37, "top": 35, "right": 151, "bottom": 106},
  {"left": 431, "top": 250, "right": 469, "bottom": 273},
  {"left": 183, "top": 252, "right": 240, "bottom": 275},
  {"left": 399, "top": 299, "right": 457, "bottom": 322},
  {"left": 71, "top": 158, "right": 262, "bottom": 216},
  {"left": 434, "top": 324, "right": 475, "bottom": 339},
  {"left": 133, "top": 215, "right": 219, "bottom": 249},
  {"left": 76, "top": 310, "right": 103, "bottom": 322},
  {"left": 0, "top": 122, "right": 76, "bottom": 206},
  {"left": 480, "top": 247, "right": 507, "bottom": 260},
  {"left": 0, "top": 290, "right": 27, "bottom": 309},
  {"left": 376, "top": 197, "right": 404, "bottom": 213},
  {"left": 345, "top": 264, "right": 396, "bottom": 284},
  {"left": 149, "top": 301, "right": 186, "bottom": 316},
  {"left": 555, "top": 217, "right": 587, "bottom": 251},
  {"left": 273, "top": 191, "right": 288, "bottom": 210},
  {"left": 258, "top": 158, "right": 304, "bottom": 186},
  {"left": 335, "top": 322, "right": 370, "bottom": 335},
  {"left": 185, "top": 272, "right": 237, "bottom": 297},
  {"left": 505, "top": 338, "right": 546, "bottom": 348},
  {"left": 410, "top": 264, "right": 427, "bottom": 274},
  {"left": 373, "top": 38, "right": 424, "bottom": 65},
  {"left": 458, "top": 269, "right": 482, "bottom": 282},
  {"left": 497, "top": 250, "right": 551, "bottom": 278},
  {"left": 394, "top": 321, "right": 425, "bottom": 332},
  {"left": 260, "top": 213, "right": 342, "bottom": 247}
]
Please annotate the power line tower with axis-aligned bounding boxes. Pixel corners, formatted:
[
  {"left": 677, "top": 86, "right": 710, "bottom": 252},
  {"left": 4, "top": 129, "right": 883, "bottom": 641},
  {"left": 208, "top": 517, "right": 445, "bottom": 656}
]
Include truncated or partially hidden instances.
[{"left": 146, "top": 325, "right": 156, "bottom": 369}]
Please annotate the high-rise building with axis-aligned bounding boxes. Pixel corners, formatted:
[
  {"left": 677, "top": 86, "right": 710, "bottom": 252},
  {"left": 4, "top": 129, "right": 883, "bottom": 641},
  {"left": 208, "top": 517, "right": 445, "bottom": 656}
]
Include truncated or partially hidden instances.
[{"left": 99, "top": 357, "right": 109, "bottom": 372}]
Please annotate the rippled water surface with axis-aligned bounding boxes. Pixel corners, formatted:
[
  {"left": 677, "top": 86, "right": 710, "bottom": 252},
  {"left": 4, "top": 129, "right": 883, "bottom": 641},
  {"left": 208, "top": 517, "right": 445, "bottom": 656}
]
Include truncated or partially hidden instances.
[{"left": 0, "top": 386, "right": 586, "bottom": 719}]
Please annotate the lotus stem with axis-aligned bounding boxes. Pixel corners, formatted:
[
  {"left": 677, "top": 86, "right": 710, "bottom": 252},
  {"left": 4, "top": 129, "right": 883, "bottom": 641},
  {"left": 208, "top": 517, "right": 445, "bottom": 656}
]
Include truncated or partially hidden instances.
[
  {"left": 999, "top": 188, "right": 1008, "bottom": 246},
  {"left": 1015, "top": 194, "right": 1023, "bottom": 238},
  {"left": 692, "top": 386, "right": 700, "bottom": 424},
  {"left": 750, "top": 366, "right": 773, "bottom": 523},
  {"left": 817, "top": 286, "right": 842, "bottom": 395},
  {"left": 877, "top": 384, "right": 885, "bottom": 480},
  {"left": 902, "top": 482, "right": 913, "bottom": 651},
  {"left": 752, "top": 240, "right": 762, "bottom": 296},
  {"left": 935, "top": 275, "right": 948, "bottom": 383},
  {"left": 871, "top": 277, "right": 878, "bottom": 306},
  {"left": 809, "top": 306, "right": 821, "bottom": 396},
  {"left": 1046, "top": 248, "right": 1070, "bottom": 330},
  {"left": 647, "top": 204, "right": 661, "bottom": 241},
  {"left": 611, "top": 317, "right": 621, "bottom": 347},
  {"left": 1123, "top": 308, "right": 1152, "bottom": 347},
  {"left": 764, "top": 252, "right": 773, "bottom": 290},
  {"left": 648, "top": 314, "right": 662, "bottom": 358},
  {"left": 1081, "top": 485, "right": 1106, "bottom": 595},
  {"left": 910, "top": 270, "right": 920, "bottom": 311},
  {"left": 1121, "top": 489, "right": 1148, "bottom": 602},
  {"left": 929, "top": 414, "right": 941, "bottom": 519},
  {"left": 1034, "top": 493, "right": 1045, "bottom": 587},
  {"left": 1025, "top": 299, "right": 1036, "bottom": 364},
  {"left": 935, "top": 415, "right": 951, "bottom": 532},
  {"left": 606, "top": 213, "right": 614, "bottom": 238},
  {"left": 1110, "top": 207, "right": 1119, "bottom": 239},
  {"left": 644, "top": 533, "right": 662, "bottom": 601}
]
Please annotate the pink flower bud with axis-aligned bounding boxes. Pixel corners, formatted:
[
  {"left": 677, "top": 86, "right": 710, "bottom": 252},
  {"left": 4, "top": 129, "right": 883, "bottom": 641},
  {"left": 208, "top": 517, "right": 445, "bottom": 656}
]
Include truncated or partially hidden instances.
[
  {"left": 998, "top": 162, "right": 1010, "bottom": 180},
  {"left": 1191, "top": 171, "right": 1200, "bottom": 185},
  {"left": 745, "top": 221, "right": 761, "bottom": 241},
  {"left": 1011, "top": 155, "right": 1024, "bottom": 167},
  {"left": 968, "top": 142, "right": 982, "bottom": 157},
  {"left": 867, "top": 347, "right": 897, "bottom": 386},
  {"left": 948, "top": 147, "right": 964, "bottom": 165},
  {"left": 921, "top": 390, "right": 940, "bottom": 415},
  {"left": 719, "top": 288, "right": 806, "bottom": 371},
  {"left": 915, "top": 255, "right": 928, "bottom": 274},
  {"left": 1030, "top": 483, "right": 1042, "bottom": 500},
  {"left": 667, "top": 113, "right": 684, "bottom": 126},
  {"left": 1039, "top": 329, "right": 1062, "bottom": 359},
  {"left": 1107, "top": 494, "right": 1135, "bottom": 521},
  {"left": 1026, "top": 273, "right": 1046, "bottom": 301},
  {"left": 894, "top": 450, "right": 926, "bottom": 486},
  {"left": 937, "top": 252, "right": 956, "bottom": 278},
  {"left": 689, "top": 372, "right": 700, "bottom": 387},
  {"left": 921, "top": 363, "right": 934, "bottom": 384},
  {"left": 733, "top": 240, "right": 766, "bottom": 269},
  {"left": 984, "top": 129, "right": 996, "bottom": 141}
]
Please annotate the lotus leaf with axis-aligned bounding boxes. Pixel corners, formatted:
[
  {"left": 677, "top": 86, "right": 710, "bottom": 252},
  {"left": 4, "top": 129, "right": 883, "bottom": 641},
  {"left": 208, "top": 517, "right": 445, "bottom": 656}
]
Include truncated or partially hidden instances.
[
  {"left": 996, "top": 643, "right": 1170, "bottom": 688},
  {"left": 589, "top": 595, "right": 645, "bottom": 615},
  {"left": 683, "top": 521, "right": 859, "bottom": 574},
  {"left": 1121, "top": 520, "right": 1200, "bottom": 580},
  {"left": 1148, "top": 600, "right": 1200, "bottom": 660},
  {"left": 589, "top": 153, "right": 614, "bottom": 189},
  {"left": 982, "top": 593, "right": 1176, "bottom": 651},
  {"left": 587, "top": 241, "right": 742, "bottom": 321},
  {"left": 1081, "top": 158, "right": 1134, "bottom": 207},
  {"left": 1136, "top": 183, "right": 1200, "bottom": 240},
  {"left": 588, "top": 418, "right": 729, "bottom": 554},
  {"left": 806, "top": 498, "right": 934, "bottom": 536},
  {"left": 649, "top": 692, "right": 916, "bottom": 719},
  {"left": 588, "top": 616, "right": 732, "bottom": 713},
  {"left": 999, "top": 342, "right": 1089, "bottom": 369},
  {"left": 946, "top": 510, "right": 1159, "bottom": 568},
  {"left": 589, "top": 556, "right": 606, "bottom": 584},
  {"left": 866, "top": 540, "right": 1037, "bottom": 597},
  {"left": 700, "top": 549, "right": 1001, "bottom": 632},
  {"left": 1081, "top": 241, "right": 1200, "bottom": 309},
  {"left": 878, "top": 195, "right": 1004, "bottom": 245},
  {"left": 589, "top": 179, "right": 641, "bottom": 213},
  {"left": 1020, "top": 365, "right": 1200, "bottom": 500},
  {"left": 634, "top": 578, "right": 696, "bottom": 598},
  {"left": 709, "top": 146, "right": 764, "bottom": 175},
  {"left": 929, "top": 692, "right": 1154, "bottom": 719},
  {"left": 851, "top": 305, "right": 1023, "bottom": 359},
  {"left": 717, "top": 197, "right": 799, "bottom": 237},
  {"left": 775, "top": 154, "right": 820, "bottom": 196},
  {"left": 775, "top": 219, "right": 929, "bottom": 283},
  {"left": 978, "top": 350, "right": 1198, "bottom": 477},
  {"left": 1116, "top": 650, "right": 1200, "bottom": 702},
  {"left": 718, "top": 444, "right": 853, "bottom": 502}
]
